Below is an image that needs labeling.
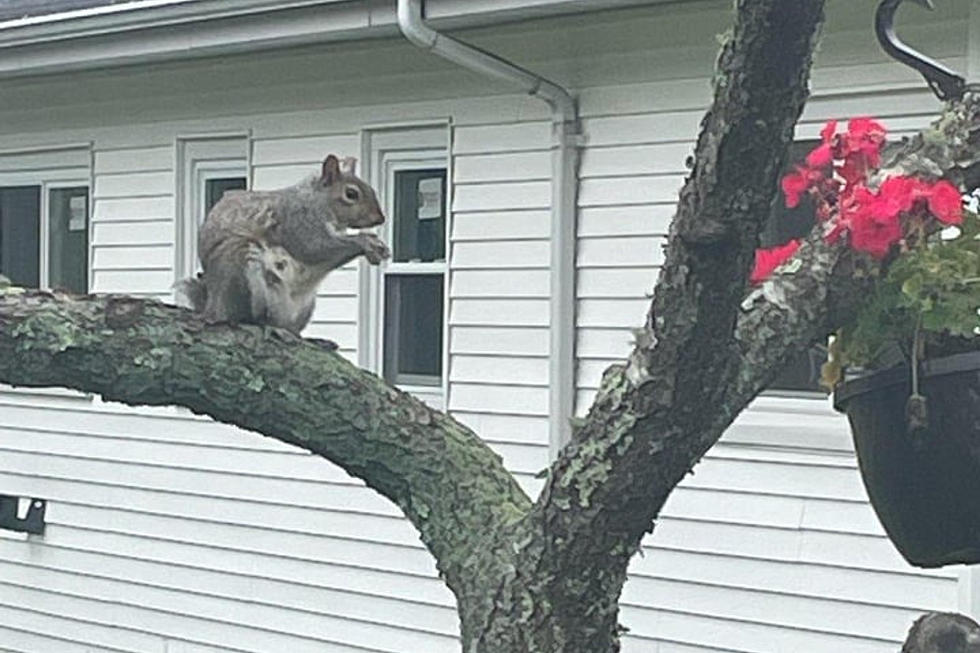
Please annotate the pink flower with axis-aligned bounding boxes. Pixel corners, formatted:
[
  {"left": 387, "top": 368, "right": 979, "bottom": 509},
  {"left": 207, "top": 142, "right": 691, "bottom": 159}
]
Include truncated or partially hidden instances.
[
  {"left": 750, "top": 239, "right": 801, "bottom": 284},
  {"left": 927, "top": 180, "right": 964, "bottom": 225}
]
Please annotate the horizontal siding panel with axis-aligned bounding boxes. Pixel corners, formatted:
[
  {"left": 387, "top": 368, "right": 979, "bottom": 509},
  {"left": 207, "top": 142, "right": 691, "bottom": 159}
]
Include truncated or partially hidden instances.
[
  {"left": 449, "top": 298, "right": 549, "bottom": 327},
  {"left": 294, "top": 323, "right": 357, "bottom": 348},
  {"left": 450, "top": 269, "right": 549, "bottom": 298},
  {"left": 452, "top": 240, "right": 549, "bottom": 269},
  {"left": 453, "top": 151, "right": 550, "bottom": 182},
  {"left": 317, "top": 268, "right": 358, "bottom": 295},
  {"left": 0, "top": 547, "right": 458, "bottom": 637},
  {"left": 252, "top": 164, "right": 318, "bottom": 190},
  {"left": 578, "top": 268, "right": 656, "bottom": 298},
  {"left": 0, "top": 470, "right": 399, "bottom": 522},
  {"left": 450, "top": 326, "right": 548, "bottom": 356},
  {"left": 0, "top": 561, "right": 459, "bottom": 646},
  {"left": 251, "top": 134, "right": 358, "bottom": 166},
  {"left": 451, "top": 210, "right": 550, "bottom": 241},
  {"left": 452, "top": 412, "right": 548, "bottom": 446},
  {"left": 93, "top": 196, "right": 174, "bottom": 222},
  {"left": 578, "top": 204, "right": 675, "bottom": 237},
  {"left": 47, "top": 504, "right": 430, "bottom": 571},
  {"left": 0, "top": 603, "right": 164, "bottom": 653},
  {"left": 622, "top": 576, "right": 920, "bottom": 642},
  {"left": 449, "top": 383, "right": 547, "bottom": 416},
  {"left": 91, "top": 245, "right": 172, "bottom": 271},
  {"left": 91, "top": 270, "right": 173, "bottom": 294},
  {"left": 0, "top": 147, "right": 90, "bottom": 173},
  {"left": 0, "top": 401, "right": 293, "bottom": 452},
  {"left": 94, "top": 171, "right": 172, "bottom": 199},
  {"left": 629, "top": 548, "right": 956, "bottom": 614},
  {"left": 94, "top": 146, "right": 172, "bottom": 174},
  {"left": 453, "top": 122, "right": 550, "bottom": 154},
  {"left": 579, "top": 175, "right": 684, "bottom": 207},
  {"left": 92, "top": 220, "right": 173, "bottom": 246},
  {"left": 578, "top": 236, "right": 666, "bottom": 268},
  {"left": 450, "top": 355, "right": 548, "bottom": 386},
  {"left": 578, "top": 78, "right": 712, "bottom": 117},
  {"left": 620, "top": 606, "right": 898, "bottom": 653},
  {"left": 453, "top": 181, "right": 551, "bottom": 212},
  {"left": 577, "top": 298, "right": 648, "bottom": 328},
  {"left": 2, "top": 582, "right": 452, "bottom": 653},
  {"left": 584, "top": 112, "right": 703, "bottom": 147},
  {"left": 577, "top": 328, "right": 634, "bottom": 359},
  {"left": 34, "top": 525, "right": 453, "bottom": 608},
  {"left": 309, "top": 296, "right": 358, "bottom": 323},
  {"left": 581, "top": 142, "right": 693, "bottom": 177}
]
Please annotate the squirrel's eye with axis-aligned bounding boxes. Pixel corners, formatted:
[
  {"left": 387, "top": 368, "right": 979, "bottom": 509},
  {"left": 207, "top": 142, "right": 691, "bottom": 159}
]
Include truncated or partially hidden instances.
[{"left": 344, "top": 186, "right": 361, "bottom": 202}]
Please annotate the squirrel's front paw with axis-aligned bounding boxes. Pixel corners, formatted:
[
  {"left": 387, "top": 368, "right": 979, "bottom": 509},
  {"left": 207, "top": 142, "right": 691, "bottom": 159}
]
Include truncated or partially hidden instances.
[{"left": 361, "top": 236, "right": 391, "bottom": 264}]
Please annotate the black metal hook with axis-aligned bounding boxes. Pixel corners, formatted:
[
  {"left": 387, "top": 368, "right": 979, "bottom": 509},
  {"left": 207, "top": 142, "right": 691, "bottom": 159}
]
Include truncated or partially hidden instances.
[
  {"left": 875, "top": 0, "right": 967, "bottom": 102},
  {"left": 0, "top": 494, "right": 46, "bottom": 535}
]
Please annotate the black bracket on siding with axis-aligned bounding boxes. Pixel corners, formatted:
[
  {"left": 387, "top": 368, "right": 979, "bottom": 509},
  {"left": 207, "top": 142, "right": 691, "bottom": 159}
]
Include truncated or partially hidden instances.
[{"left": 0, "top": 494, "right": 46, "bottom": 535}]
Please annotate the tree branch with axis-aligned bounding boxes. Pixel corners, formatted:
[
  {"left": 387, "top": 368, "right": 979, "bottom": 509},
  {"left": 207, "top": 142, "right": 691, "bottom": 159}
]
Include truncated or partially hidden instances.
[{"left": 0, "top": 291, "right": 530, "bottom": 603}]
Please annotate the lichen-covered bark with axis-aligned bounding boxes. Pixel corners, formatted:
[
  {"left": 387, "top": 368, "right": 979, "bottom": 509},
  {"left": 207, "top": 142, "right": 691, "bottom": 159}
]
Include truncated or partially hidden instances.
[{"left": 0, "top": 291, "right": 530, "bottom": 611}]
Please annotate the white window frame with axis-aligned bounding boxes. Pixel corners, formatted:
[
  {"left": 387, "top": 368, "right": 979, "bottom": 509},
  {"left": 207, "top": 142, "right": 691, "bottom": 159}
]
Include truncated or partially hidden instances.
[
  {"left": 360, "top": 124, "right": 451, "bottom": 410},
  {"left": 175, "top": 135, "right": 249, "bottom": 284},
  {"left": 0, "top": 143, "right": 93, "bottom": 401}
]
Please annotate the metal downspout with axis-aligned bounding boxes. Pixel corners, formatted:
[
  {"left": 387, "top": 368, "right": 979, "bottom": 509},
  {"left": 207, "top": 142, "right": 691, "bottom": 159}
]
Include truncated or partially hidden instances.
[{"left": 397, "top": 0, "right": 582, "bottom": 458}]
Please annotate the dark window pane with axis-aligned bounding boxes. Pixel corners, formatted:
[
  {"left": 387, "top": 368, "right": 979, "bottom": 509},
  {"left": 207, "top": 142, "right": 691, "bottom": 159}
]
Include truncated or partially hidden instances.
[
  {"left": 384, "top": 274, "right": 444, "bottom": 385},
  {"left": 392, "top": 169, "right": 446, "bottom": 263},
  {"left": 205, "top": 177, "right": 247, "bottom": 216},
  {"left": 760, "top": 140, "right": 820, "bottom": 247},
  {"left": 0, "top": 186, "right": 40, "bottom": 287},
  {"left": 764, "top": 140, "right": 826, "bottom": 393},
  {"left": 48, "top": 187, "right": 88, "bottom": 294}
]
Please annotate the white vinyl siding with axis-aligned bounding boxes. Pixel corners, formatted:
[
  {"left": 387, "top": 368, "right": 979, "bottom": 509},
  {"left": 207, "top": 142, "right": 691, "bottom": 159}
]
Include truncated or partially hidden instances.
[{"left": 0, "top": 0, "right": 973, "bottom": 652}]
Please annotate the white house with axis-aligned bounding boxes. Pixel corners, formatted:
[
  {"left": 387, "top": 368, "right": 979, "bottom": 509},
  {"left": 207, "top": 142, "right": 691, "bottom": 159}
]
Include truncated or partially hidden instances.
[{"left": 0, "top": 0, "right": 976, "bottom": 651}]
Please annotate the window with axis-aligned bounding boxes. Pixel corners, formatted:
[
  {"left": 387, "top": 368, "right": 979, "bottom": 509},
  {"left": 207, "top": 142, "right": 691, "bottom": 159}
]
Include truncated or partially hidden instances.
[
  {"left": 176, "top": 136, "right": 248, "bottom": 281},
  {"left": 764, "top": 140, "right": 827, "bottom": 394},
  {"left": 383, "top": 168, "right": 447, "bottom": 387},
  {"left": 360, "top": 125, "right": 450, "bottom": 407},
  {"left": 0, "top": 184, "right": 88, "bottom": 293}
]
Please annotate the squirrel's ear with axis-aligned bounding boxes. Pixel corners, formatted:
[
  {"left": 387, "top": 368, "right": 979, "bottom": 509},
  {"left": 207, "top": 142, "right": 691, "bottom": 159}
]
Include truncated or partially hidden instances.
[
  {"left": 340, "top": 157, "right": 357, "bottom": 175},
  {"left": 321, "top": 155, "right": 341, "bottom": 184}
]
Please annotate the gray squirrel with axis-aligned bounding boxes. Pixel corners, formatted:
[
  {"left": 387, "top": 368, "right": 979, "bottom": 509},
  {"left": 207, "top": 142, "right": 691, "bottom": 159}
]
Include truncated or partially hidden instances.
[{"left": 178, "top": 154, "right": 390, "bottom": 335}]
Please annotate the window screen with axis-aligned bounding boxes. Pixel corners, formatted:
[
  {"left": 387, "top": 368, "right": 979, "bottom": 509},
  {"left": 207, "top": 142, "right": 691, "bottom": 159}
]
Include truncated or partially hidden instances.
[
  {"left": 48, "top": 187, "right": 88, "bottom": 294},
  {"left": 392, "top": 169, "right": 446, "bottom": 263},
  {"left": 0, "top": 186, "right": 40, "bottom": 288},
  {"left": 205, "top": 177, "right": 247, "bottom": 217}
]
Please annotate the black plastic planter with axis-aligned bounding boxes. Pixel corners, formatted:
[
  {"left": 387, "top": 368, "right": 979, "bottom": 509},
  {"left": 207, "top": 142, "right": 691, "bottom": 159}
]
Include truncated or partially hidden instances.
[{"left": 834, "top": 351, "right": 980, "bottom": 568}]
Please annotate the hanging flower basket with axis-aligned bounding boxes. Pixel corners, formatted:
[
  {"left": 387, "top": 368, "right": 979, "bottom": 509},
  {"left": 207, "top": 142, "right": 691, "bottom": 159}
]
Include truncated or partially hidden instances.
[
  {"left": 834, "top": 349, "right": 980, "bottom": 568},
  {"left": 752, "top": 117, "right": 980, "bottom": 568}
]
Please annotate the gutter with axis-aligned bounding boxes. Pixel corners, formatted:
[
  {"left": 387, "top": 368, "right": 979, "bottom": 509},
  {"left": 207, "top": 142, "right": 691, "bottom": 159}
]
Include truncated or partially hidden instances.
[{"left": 398, "top": 0, "right": 582, "bottom": 458}]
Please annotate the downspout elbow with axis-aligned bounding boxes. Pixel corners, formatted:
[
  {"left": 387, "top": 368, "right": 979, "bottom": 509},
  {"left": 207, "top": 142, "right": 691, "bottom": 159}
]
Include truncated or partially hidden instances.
[{"left": 397, "top": 0, "right": 438, "bottom": 50}]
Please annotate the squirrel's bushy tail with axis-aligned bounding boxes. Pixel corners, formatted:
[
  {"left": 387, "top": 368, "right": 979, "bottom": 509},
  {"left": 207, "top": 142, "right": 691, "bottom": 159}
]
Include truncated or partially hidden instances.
[{"left": 175, "top": 273, "right": 207, "bottom": 312}]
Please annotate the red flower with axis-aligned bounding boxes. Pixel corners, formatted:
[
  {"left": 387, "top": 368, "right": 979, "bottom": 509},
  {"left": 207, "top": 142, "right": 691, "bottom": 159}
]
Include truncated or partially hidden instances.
[
  {"left": 750, "top": 239, "right": 801, "bottom": 284},
  {"left": 781, "top": 166, "right": 811, "bottom": 208},
  {"left": 847, "top": 187, "right": 903, "bottom": 259},
  {"left": 927, "top": 180, "right": 963, "bottom": 225},
  {"left": 806, "top": 142, "right": 834, "bottom": 168}
]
